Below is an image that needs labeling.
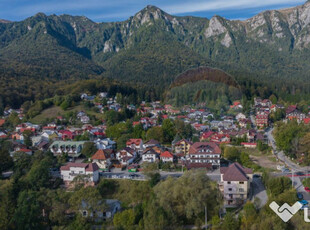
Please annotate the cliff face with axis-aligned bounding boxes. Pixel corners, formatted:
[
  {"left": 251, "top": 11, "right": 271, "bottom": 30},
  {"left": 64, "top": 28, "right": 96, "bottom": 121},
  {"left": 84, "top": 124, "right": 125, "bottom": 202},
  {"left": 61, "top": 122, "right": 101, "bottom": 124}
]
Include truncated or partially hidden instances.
[{"left": 1, "top": 2, "right": 310, "bottom": 85}]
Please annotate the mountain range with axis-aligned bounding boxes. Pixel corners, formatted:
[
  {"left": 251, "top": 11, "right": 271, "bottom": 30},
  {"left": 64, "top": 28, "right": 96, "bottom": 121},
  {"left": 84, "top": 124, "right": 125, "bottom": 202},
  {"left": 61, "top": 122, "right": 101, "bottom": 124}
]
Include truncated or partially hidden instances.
[{"left": 1, "top": 1, "right": 310, "bottom": 107}]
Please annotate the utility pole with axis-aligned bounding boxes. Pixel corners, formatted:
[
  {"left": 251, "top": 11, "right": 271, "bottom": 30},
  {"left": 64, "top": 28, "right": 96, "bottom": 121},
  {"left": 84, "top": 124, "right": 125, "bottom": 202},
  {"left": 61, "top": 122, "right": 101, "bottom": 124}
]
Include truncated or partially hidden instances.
[
  {"left": 205, "top": 205, "right": 208, "bottom": 229},
  {"left": 292, "top": 169, "right": 294, "bottom": 188}
]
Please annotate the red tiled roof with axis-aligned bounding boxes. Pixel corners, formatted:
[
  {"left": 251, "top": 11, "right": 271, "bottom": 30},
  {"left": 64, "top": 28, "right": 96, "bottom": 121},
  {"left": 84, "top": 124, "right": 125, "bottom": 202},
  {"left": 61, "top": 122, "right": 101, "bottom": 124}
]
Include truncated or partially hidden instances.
[
  {"left": 91, "top": 149, "right": 109, "bottom": 160},
  {"left": 126, "top": 138, "right": 142, "bottom": 146},
  {"left": 220, "top": 162, "right": 252, "bottom": 181},
  {"left": 175, "top": 139, "right": 193, "bottom": 146},
  {"left": 18, "top": 148, "right": 32, "bottom": 153},
  {"left": 303, "top": 118, "right": 310, "bottom": 124},
  {"left": 201, "top": 131, "right": 214, "bottom": 139},
  {"left": 160, "top": 151, "right": 173, "bottom": 158},
  {"left": 189, "top": 142, "right": 221, "bottom": 155},
  {"left": 286, "top": 105, "right": 297, "bottom": 114},
  {"left": 185, "top": 163, "right": 212, "bottom": 170},
  {"left": 0, "top": 119, "right": 5, "bottom": 126},
  {"left": 60, "top": 162, "right": 99, "bottom": 172}
]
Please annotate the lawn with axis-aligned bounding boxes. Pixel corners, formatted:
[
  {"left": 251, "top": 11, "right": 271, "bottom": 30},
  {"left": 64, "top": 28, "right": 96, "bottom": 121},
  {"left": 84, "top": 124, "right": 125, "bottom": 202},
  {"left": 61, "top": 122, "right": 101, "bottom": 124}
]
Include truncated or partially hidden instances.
[
  {"left": 30, "top": 103, "right": 105, "bottom": 124},
  {"left": 30, "top": 106, "right": 64, "bottom": 124}
]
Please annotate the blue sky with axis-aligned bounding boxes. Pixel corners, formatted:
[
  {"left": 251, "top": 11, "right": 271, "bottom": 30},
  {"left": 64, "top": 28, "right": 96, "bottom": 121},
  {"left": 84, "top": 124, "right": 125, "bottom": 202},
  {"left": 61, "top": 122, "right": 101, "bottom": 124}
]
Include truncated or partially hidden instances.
[{"left": 0, "top": 0, "right": 306, "bottom": 22}]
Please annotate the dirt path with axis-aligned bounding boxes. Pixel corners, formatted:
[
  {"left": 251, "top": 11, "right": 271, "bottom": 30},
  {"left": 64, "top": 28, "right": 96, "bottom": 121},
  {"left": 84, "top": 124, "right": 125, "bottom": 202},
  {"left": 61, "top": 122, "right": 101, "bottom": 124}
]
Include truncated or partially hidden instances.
[{"left": 249, "top": 154, "right": 284, "bottom": 170}]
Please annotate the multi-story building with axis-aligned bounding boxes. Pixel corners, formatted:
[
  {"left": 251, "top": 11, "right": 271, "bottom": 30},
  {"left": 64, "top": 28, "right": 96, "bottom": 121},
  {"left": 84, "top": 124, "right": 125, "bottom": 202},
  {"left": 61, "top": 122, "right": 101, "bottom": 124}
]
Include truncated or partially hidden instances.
[
  {"left": 60, "top": 162, "right": 99, "bottom": 187},
  {"left": 219, "top": 163, "right": 253, "bottom": 207},
  {"left": 91, "top": 149, "right": 114, "bottom": 170},
  {"left": 49, "top": 141, "right": 86, "bottom": 158},
  {"left": 255, "top": 113, "right": 269, "bottom": 128},
  {"left": 188, "top": 142, "right": 221, "bottom": 168},
  {"left": 142, "top": 148, "right": 159, "bottom": 163},
  {"left": 173, "top": 139, "right": 192, "bottom": 156}
]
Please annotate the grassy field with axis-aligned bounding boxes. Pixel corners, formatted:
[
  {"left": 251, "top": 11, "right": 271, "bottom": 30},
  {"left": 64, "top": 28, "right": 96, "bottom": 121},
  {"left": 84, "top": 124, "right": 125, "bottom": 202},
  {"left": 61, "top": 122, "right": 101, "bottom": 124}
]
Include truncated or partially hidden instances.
[
  {"left": 30, "top": 106, "right": 64, "bottom": 124},
  {"left": 30, "top": 104, "right": 105, "bottom": 124}
]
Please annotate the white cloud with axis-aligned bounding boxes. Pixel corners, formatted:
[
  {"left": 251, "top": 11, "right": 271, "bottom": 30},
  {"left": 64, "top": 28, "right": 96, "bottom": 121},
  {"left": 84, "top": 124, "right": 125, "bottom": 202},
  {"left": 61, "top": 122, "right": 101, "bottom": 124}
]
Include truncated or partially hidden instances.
[
  {"left": 163, "top": 0, "right": 305, "bottom": 14},
  {"left": 13, "top": 0, "right": 130, "bottom": 17}
]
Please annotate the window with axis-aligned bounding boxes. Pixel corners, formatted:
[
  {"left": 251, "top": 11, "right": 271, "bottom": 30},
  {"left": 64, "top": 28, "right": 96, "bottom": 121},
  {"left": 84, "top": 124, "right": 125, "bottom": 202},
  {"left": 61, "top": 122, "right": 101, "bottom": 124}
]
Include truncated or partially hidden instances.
[
  {"left": 239, "top": 188, "right": 244, "bottom": 192},
  {"left": 227, "top": 181, "right": 231, "bottom": 184},
  {"left": 239, "top": 181, "right": 244, "bottom": 184},
  {"left": 228, "top": 188, "right": 232, "bottom": 191}
]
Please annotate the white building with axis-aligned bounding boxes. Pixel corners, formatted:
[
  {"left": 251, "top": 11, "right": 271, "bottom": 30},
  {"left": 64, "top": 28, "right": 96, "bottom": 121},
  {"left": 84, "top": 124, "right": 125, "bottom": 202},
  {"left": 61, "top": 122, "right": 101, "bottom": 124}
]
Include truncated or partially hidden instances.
[
  {"left": 142, "top": 148, "right": 159, "bottom": 163},
  {"left": 60, "top": 162, "right": 99, "bottom": 186},
  {"left": 95, "top": 138, "right": 116, "bottom": 150},
  {"left": 116, "top": 147, "right": 137, "bottom": 165}
]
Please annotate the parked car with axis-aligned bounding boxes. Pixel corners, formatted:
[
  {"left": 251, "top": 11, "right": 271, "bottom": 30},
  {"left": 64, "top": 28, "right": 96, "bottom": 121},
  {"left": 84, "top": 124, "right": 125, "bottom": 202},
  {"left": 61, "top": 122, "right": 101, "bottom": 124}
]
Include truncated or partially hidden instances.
[
  {"left": 296, "top": 171, "right": 305, "bottom": 176},
  {"left": 305, "top": 187, "right": 310, "bottom": 192},
  {"left": 282, "top": 168, "right": 290, "bottom": 173},
  {"left": 297, "top": 192, "right": 304, "bottom": 200},
  {"left": 298, "top": 199, "right": 308, "bottom": 205}
]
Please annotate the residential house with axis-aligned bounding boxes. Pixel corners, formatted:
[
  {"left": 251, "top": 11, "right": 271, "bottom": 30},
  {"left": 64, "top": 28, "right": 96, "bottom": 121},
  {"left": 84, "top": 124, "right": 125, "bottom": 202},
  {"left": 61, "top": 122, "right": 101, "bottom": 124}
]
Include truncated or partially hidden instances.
[
  {"left": 91, "top": 149, "right": 114, "bottom": 170},
  {"left": 99, "top": 92, "right": 108, "bottom": 98},
  {"left": 160, "top": 151, "right": 174, "bottom": 163},
  {"left": 81, "top": 199, "right": 121, "bottom": 222},
  {"left": 188, "top": 142, "right": 221, "bottom": 168},
  {"left": 220, "top": 163, "right": 253, "bottom": 206},
  {"left": 0, "top": 131, "right": 7, "bottom": 139},
  {"left": 238, "top": 119, "right": 251, "bottom": 128},
  {"left": 116, "top": 147, "right": 137, "bottom": 166},
  {"left": 142, "top": 148, "right": 160, "bottom": 163},
  {"left": 286, "top": 105, "right": 306, "bottom": 122},
  {"left": 60, "top": 162, "right": 99, "bottom": 186},
  {"left": 58, "top": 130, "right": 76, "bottom": 140},
  {"left": 11, "top": 148, "right": 32, "bottom": 156},
  {"left": 126, "top": 139, "right": 144, "bottom": 151},
  {"left": 80, "top": 116, "right": 90, "bottom": 124},
  {"left": 11, "top": 133, "right": 24, "bottom": 143},
  {"left": 143, "top": 139, "right": 160, "bottom": 149},
  {"left": 95, "top": 138, "right": 116, "bottom": 150},
  {"left": 200, "top": 131, "right": 214, "bottom": 141},
  {"left": 81, "top": 94, "right": 95, "bottom": 101},
  {"left": 210, "top": 133, "right": 231, "bottom": 144},
  {"left": 230, "top": 101, "right": 243, "bottom": 110},
  {"left": 236, "top": 113, "right": 246, "bottom": 121}
]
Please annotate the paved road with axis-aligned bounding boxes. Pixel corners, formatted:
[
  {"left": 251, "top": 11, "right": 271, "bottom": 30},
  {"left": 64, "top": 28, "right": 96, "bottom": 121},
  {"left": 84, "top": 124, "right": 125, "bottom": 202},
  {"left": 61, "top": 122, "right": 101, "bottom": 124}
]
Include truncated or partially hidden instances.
[
  {"left": 292, "top": 176, "right": 310, "bottom": 201},
  {"left": 266, "top": 128, "right": 308, "bottom": 171},
  {"left": 265, "top": 129, "right": 310, "bottom": 201}
]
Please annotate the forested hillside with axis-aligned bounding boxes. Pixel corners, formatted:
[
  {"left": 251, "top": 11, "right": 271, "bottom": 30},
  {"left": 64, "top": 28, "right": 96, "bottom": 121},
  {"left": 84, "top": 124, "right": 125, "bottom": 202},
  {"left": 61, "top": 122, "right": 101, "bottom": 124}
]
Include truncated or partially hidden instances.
[{"left": 1, "top": 2, "right": 310, "bottom": 109}]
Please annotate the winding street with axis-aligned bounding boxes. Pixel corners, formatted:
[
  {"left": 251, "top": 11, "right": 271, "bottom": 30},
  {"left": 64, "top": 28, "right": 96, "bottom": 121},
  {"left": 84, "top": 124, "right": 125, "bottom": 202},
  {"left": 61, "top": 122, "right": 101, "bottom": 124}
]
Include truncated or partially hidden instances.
[
  {"left": 266, "top": 128, "right": 310, "bottom": 201},
  {"left": 265, "top": 128, "right": 308, "bottom": 171}
]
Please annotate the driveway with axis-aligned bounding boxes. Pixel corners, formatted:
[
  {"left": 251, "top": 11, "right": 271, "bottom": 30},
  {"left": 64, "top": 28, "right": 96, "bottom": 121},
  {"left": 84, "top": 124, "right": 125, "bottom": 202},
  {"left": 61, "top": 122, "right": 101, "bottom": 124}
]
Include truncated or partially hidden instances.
[
  {"left": 292, "top": 177, "right": 310, "bottom": 202},
  {"left": 251, "top": 177, "right": 268, "bottom": 208}
]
